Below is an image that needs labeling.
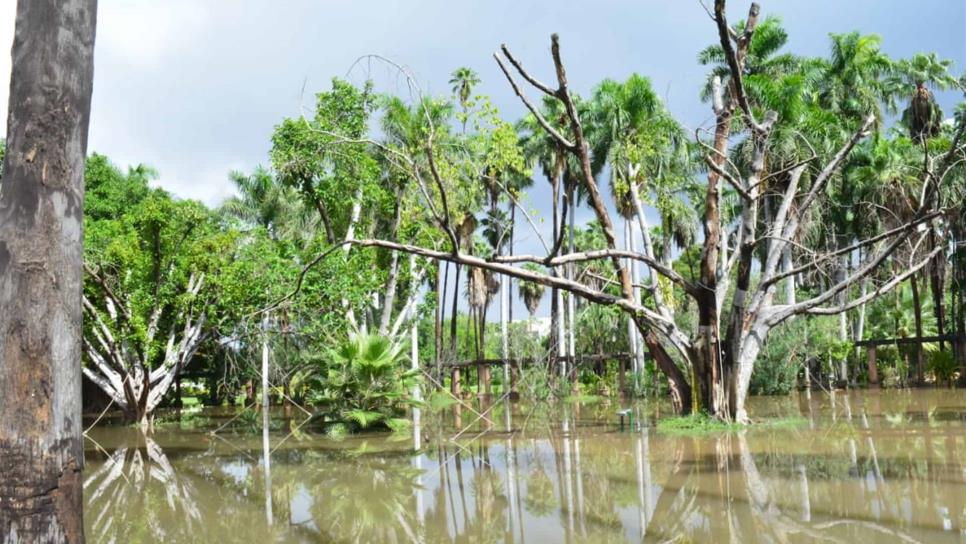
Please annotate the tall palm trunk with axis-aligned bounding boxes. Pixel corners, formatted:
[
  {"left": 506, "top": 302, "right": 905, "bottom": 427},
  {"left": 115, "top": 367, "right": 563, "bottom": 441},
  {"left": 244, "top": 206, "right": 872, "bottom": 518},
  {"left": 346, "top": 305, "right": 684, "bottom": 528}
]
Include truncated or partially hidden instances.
[
  {"left": 624, "top": 219, "right": 639, "bottom": 374},
  {"left": 927, "top": 231, "right": 946, "bottom": 350},
  {"left": 435, "top": 261, "right": 445, "bottom": 385},
  {"left": 566, "top": 185, "right": 577, "bottom": 385},
  {"left": 910, "top": 273, "right": 925, "bottom": 385},
  {"left": 549, "top": 174, "right": 560, "bottom": 373},
  {"left": 836, "top": 252, "right": 850, "bottom": 383},
  {"left": 450, "top": 263, "right": 461, "bottom": 360},
  {"left": 0, "top": 1, "right": 97, "bottom": 540}
]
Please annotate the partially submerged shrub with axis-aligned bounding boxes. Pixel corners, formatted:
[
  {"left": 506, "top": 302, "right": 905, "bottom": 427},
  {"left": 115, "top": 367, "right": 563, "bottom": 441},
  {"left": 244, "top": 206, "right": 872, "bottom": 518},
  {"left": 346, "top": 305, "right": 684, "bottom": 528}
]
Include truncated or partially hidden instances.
[
  {"left": 309, "top": 333, "right": 421, "bottom": 433},
  {"left": 929, "top": 350, "right": 957, "bottom": 387}
]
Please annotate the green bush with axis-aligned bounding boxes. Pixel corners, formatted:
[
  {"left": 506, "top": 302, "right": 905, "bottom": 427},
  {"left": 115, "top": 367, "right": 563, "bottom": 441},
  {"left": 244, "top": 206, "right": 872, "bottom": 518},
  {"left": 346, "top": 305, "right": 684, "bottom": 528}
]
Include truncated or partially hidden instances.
[
  {"left": 309, "top": 333, "right": 421, "bottom": 433},
  {"left": 929, "top": 350, "right": 957, "bottom": 386}
]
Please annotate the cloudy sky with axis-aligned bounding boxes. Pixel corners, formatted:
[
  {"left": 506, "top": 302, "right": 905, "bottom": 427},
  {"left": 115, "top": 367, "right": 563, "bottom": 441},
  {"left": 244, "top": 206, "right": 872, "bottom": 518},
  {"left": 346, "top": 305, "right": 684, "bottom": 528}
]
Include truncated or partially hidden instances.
[{"left": 0, "top": 0, "right": 963, "bottom": 317}]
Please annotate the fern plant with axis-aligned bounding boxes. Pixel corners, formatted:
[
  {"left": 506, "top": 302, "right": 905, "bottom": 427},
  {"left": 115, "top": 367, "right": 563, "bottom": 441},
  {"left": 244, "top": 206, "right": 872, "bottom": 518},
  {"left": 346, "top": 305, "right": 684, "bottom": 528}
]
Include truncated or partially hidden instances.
[{"left": 310, "top": 333, "right": 422, "bottom": 434}]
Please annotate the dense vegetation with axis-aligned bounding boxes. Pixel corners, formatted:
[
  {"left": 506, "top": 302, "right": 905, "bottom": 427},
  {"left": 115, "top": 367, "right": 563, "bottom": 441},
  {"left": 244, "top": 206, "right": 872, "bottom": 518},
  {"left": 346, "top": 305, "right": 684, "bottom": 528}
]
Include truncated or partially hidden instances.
[{"left": 4, "top": 5, "right": 962, "bottom": 430}]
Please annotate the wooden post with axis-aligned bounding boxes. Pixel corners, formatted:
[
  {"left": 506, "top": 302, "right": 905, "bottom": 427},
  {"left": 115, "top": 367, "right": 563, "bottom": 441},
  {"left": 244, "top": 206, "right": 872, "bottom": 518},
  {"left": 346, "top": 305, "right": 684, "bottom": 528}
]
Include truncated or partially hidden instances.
[
  {"left": 451, "top": 367, "right": 461, "bottom": 398},
  {"left": 867, "top": 346, "right": 879, "bottom": 388}
]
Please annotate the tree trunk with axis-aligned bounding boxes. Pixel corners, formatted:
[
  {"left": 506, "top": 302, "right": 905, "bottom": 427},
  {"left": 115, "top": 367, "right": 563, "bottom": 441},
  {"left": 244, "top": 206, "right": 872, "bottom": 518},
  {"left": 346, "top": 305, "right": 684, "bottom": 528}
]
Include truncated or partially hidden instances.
[
  {"left": 910, "top": 273, "right": 924, "bottom": 385},
  {"left": 377, "top": 193, "right": 404, "bottom": 335},
  {"left": 836, "top": 254, "right": 849, "bottom": 384},
  {"left": 927, "top": 231, "right": 946, "bottom": 351},
  {"left": 449, "top": 263, "right": 461, "bottom": 359},
  {"left": 435, "top": 262, "right": 445, "bottom": 385},
  {"left": 549, "top": 174, "right": 560, "bottom": 373},
  {"left": 696, "top": 100, "right": 731, "bottom": 418},
  {"left": 0, "top": 1, "right": 97, "bottom": 540},
  {"left": 567, "top": 187, "right": 577, "bottom": 387},
  {"left": 624, "top": 220, "right": 639, "bottom": 374},
  {"left": 640, "top": 327, "right": 691, "bottom": 415}
]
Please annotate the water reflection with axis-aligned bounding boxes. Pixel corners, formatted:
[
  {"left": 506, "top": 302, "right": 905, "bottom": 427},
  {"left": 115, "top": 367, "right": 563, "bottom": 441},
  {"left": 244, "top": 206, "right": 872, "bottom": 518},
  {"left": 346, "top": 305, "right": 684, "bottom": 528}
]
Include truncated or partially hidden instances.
[{"left": 84, "top": 390, "right": 966, "bottom": 543}]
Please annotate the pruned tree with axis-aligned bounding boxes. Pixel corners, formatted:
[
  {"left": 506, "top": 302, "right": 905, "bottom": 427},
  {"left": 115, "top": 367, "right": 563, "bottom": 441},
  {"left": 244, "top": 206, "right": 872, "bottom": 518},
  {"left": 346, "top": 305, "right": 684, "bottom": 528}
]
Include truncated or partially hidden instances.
[
  {"left": 0, "top": 0, "right": 97, "bottom": 540},
  {"left": 81, "top": 173, "right": 250, "bottom": 428}
]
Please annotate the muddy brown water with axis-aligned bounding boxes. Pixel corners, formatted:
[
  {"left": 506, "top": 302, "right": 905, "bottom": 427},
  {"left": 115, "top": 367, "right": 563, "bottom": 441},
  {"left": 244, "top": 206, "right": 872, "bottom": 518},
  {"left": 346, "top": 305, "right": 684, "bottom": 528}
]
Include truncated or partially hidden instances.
[{"left": 82, "top": 389, "right": 966, "bottom": 543}]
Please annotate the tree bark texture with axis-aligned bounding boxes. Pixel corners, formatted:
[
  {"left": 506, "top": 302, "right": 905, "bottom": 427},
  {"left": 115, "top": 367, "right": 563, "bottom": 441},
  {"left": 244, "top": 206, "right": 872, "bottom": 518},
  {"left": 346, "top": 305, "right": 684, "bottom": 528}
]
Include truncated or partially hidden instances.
[{"left": 0, "top": 1, "right": 97, "bottom": 542}]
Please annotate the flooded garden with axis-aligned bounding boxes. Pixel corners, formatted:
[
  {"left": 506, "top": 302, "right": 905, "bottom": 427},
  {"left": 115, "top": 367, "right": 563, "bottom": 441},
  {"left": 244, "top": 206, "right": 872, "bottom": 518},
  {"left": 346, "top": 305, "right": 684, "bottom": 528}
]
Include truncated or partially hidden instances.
[
  {"left": 83, "top": 389, "right": 966, "bottom": 543},
  {"left": 2, "top": 0, "right": 965, "bottom": 541}
]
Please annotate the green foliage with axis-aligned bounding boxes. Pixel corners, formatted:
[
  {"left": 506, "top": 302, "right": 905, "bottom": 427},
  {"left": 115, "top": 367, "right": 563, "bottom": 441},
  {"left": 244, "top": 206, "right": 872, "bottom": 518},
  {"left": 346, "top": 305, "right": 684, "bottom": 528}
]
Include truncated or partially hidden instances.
[
  {"left": 656, "top": 413, "right": 743, "bottom": 434},
  {"left": 928, "top": 350, "right": 957, "bottom": 386},
  {"left": 657, "top": 413, "right": 807, "bottom": 434},
  {"left": 751, "top": 317, "right": 850, "bottom": 395},
  {"left": 309, "top": 334, "right": 421, "bottom": 433}
]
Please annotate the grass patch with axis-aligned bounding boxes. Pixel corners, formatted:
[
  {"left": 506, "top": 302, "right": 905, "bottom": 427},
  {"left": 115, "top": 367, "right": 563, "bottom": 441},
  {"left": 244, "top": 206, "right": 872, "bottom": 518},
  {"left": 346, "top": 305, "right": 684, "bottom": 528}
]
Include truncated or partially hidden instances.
[
  {"left": 657, "top": 413, "right": 742, "bottom": 434},
  {"left": 656, "top": 413, "right": 808, "bottom": 435},
  {"left": 427, "top": 390, "right": 458, "bottom": 410},
  {"left": 564, "top": 394, "right": 603, "bottom": 404}
]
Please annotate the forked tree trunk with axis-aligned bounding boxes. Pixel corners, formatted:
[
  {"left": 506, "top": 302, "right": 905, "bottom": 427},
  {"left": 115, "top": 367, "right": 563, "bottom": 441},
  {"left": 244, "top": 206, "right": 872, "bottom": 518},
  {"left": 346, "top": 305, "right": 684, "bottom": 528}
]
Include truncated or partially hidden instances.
[{"left": 0, "top": 1, "right": 97, "bottom": 541}]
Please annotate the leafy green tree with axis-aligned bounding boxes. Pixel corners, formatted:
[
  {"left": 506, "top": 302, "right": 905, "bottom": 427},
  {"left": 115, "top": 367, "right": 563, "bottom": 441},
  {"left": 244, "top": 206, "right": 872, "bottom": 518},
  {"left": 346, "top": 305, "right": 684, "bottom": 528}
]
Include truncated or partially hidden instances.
[{"left": 81, "top": 157, "right": 259, "bottom": 426}]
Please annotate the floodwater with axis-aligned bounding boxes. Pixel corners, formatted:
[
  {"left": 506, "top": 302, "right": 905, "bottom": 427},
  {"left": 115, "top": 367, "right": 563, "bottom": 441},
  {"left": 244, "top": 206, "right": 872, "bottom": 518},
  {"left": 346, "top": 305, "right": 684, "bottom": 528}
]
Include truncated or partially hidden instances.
[{"left": 82, "top": 389, "right": 966, "bottom": 543}]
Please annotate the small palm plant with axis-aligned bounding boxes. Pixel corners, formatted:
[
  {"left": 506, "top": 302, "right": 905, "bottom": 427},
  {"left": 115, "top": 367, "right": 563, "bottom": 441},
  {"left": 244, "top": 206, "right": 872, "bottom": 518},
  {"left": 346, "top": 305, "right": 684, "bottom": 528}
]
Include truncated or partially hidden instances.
[{"left": 311, "top": 333, "right": 421, "bottom": 435}]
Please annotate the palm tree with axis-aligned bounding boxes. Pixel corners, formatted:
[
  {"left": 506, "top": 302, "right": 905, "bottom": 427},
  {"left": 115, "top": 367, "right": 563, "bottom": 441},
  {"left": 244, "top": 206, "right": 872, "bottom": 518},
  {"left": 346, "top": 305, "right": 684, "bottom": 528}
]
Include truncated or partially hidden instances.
[
  {"left": 697, "top": 15, "right": 800, "bottom": 103},
  {"left": 221, "top": 165, "right": 317, "bottom": 242},
  {"left": 449, "top": 66, "right": 480, "bottom": 133},
  {"left": 818, "top": 32, "right": 895, "bottom": 128},
  {"left": 895, "top": 53, "right": 958, "bottom": 142},
  {"left": 518, "top": 97, "right": 569, "bottom": 369},
  {"left": 518, "top": 264, "right": 546, "bottom": 335},
  {"left": 589, "top": 73, "right": 682, "bottom": 372}
]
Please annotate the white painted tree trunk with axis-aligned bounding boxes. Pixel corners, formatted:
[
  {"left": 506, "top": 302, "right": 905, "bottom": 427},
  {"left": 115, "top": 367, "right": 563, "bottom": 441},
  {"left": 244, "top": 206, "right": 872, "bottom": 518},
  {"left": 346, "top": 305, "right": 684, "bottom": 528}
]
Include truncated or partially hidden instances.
[
  {"left": 782, "top": 246, "right": 795, "bottom": 305},
  {"left": 343, "top": 187, "right": 364, "bottom": 333},
  {"left": 557, "top": 289, "right": 567, "bottom": 380},
  {"left": 734, "top": 324, "right": 768, "bottom": 423},
  {"left": 624, "top": 219, "right": 639, "bottom": 373},
  {"left": 261, "top": 317, "right": 273, "bottom": 526},
  {"left": 628, "top": 221, "right": 643, "bottom": 376},
  {"left": 837, "top": 254, "right": 849, "bottom": 382},
  {"left": 409, "top": 255, "right": 422, "bottom": 448},
  {"left": 501, "top": 272, "right": 510, "bottom": 390}
]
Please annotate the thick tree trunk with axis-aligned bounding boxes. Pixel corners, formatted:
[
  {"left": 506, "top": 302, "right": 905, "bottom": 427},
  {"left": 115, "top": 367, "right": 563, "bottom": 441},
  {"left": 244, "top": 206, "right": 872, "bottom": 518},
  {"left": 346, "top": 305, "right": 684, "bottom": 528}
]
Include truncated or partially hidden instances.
[
  {"left": 0, "top": 1, "right": 97, "bottom": 541},
  {"left": 639, "top": 327, "right": 691, "bottom": 415},
  {"left": 695, "top": 108, "right": 731, "bottom": 416}
]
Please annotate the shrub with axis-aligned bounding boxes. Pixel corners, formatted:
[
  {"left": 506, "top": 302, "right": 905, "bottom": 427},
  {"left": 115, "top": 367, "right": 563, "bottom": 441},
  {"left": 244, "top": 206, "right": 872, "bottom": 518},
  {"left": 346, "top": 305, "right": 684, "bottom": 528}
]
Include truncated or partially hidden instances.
[
  {"left": 309, "top": 333, "right": 421, "bottom": 433},
  {"left": 929, "top": 350, "right": 957, "bottom": 387}
]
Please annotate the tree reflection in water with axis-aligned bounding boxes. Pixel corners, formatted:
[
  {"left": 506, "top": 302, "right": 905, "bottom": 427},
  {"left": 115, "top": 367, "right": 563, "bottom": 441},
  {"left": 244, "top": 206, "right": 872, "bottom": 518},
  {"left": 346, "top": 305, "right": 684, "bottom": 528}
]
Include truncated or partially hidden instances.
[{"left": 83, "top": 391, "right": 966, "bottom": 543}]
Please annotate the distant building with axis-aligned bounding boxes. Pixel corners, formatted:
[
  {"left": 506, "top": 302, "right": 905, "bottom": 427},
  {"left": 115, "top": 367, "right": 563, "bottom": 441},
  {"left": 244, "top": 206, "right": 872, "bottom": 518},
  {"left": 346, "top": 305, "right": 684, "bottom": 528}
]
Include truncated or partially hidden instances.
[{"left": 513, "top": 317, "right": 551, "bottom": 338}]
